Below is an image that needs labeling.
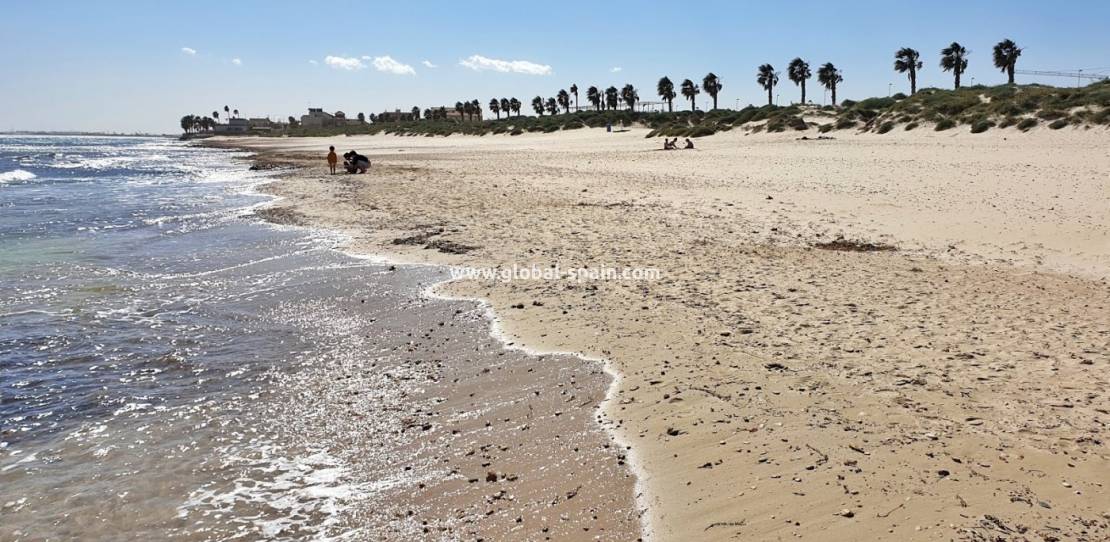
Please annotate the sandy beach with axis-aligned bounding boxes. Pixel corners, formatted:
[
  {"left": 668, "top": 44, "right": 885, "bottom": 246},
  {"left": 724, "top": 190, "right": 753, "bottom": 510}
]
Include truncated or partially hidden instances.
[{"left": 212, "top": 125, "right": 1109, "bottom": 541}]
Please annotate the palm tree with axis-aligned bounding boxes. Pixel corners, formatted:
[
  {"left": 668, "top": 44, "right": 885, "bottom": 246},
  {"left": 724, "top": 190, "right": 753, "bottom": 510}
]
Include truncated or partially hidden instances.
[
  {"left": 570, "top": 84, "right": 579, "bottom": 111},
  {"left": 358, "top": 112, "right": 366, "bottom": 122},
  {"left": 500, "top": 98, "right": 510, "bottom": 117},
  {"left": 621, "top": 84, "right": 638, "bottom": 111},
  {"left": 411, "top": 106, "right": 420, "bottom": 120},
  {"left": 604, "top": 86, "right": 619, "bottom": 111},
  {"left": 787, "top": 58, "right": 812, "bottom": 104},
  {"left": 587, "top": 86, "right": 601, "bottom": 110},
  {"left": 180, "top": 115, "right": 193, "bottom": 134},
  {"left": 470, "top": 99, "right": 481, "bottom": 121},
  {"left": 490, "top": 98, "right": 501, "bottom": 119},
  {"left": 702, "top": 73, "right": 722, "bottom": 110},
  {"left": 894, "top": 47, "right": 923, "bottom": 95},
  {"left": 287, "top": 115, "right": 297, "bottom": 127},
  {"left": 939, "top": 42, "right": 969, "bottom": 89},
  {"left": 212, "top": 111, "right": 220, "bottom": 123},
  {"left": 757, "top": 64, "right": 779, "bottom": 106},
  {"left": 233, "top": 108, "right": 239, "bottom": 118},
  {"left": 545, "top": 97, "right": 558, "bottom": 116},
  {"left": 455, "top": 101, "right": 465, "bottom": 121},
  {"left": 657, "top": 77, "right": 676, "bottom": 112},
  {"left": 680, "top": 79, "right": 699, "bottom": 111},
  {"left": 557, "top": 89, "right": 571, "bottom": 114},
  {"left": 816, "top": 62, "right": 843, "bottom": 106},
  {"left": 509, "top": 98, "right": 521, "bottom": 117},
  {"left": 463, "top": 101, "right": 474, "bottom": 121},
  {"left": 993, "top": 39, "right": 1022, "bottom": 84},
  {"left": 532, "top": 96, "right": 544, "bottom": 116},
  {"left": 223, "top": 105, "right": 230, "bottom": 120}
]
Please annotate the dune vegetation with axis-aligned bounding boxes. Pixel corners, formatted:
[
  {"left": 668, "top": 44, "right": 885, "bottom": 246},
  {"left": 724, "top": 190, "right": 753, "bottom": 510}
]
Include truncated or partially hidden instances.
[{"left": 270, "top": 81, "right": 1109, "bottom": 139}]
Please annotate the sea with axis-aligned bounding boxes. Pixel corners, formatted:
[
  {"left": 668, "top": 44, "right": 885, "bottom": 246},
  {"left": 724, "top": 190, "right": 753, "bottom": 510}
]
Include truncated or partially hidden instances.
[{"left": 0, "top": 135, "right": 456, "bottom": 540}]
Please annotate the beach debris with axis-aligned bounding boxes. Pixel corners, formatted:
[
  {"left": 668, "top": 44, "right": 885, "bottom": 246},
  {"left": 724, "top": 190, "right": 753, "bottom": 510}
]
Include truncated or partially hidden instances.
[
  {"left": 704, "top": 520, "right": 746, "bottom": 531},
  {"left": 425, "top": 239, "right": 477, "bottom": 254},
  {"left": 814, "top": 237, "right": 897, "bottom": 252},
  {"left": 838, "top": 509, "right": 855, "bottom": 518},
  {"left": 392, "top": 229, "right": 443, "bottom": 245}
]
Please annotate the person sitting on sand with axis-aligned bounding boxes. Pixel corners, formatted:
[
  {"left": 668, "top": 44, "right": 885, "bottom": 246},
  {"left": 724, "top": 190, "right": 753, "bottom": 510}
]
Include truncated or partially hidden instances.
[
  {"left": 343, "top": 150, "right": 370, "bottom": 174},
  {"left": 327, "top": 146, "right": 338, "bottom": 175},
  {"left": 663, "top": 138, "right": 677, "bottom": 150},
  {"left": 684, "top": 138, "right": 694, "bottom": 149}
]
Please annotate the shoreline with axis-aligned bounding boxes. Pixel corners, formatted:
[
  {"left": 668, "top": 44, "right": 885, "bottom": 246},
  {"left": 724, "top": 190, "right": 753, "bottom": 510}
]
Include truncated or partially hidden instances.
[
  {"left": 202, "top": 128, "right": 1110, "bottom": 540},
  {"left": 224, "top": 143, "right": 650, "bottom": 539}
]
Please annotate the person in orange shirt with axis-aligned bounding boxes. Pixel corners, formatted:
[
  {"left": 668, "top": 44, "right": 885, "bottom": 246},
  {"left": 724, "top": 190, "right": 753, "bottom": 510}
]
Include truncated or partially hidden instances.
[{"left": 326, "top": 146, "right": 338, "bottom": 174}]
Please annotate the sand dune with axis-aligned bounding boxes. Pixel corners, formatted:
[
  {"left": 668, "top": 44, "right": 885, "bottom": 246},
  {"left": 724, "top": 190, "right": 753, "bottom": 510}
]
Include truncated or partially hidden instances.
[{"left": 214, "top": 126, "right": 1110, "bottom": 540}]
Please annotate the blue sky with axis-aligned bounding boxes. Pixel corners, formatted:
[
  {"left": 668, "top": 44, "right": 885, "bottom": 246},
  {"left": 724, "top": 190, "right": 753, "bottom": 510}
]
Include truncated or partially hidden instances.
[{"left": 2, "top": 0, "right": 1108, "bottom": 133}]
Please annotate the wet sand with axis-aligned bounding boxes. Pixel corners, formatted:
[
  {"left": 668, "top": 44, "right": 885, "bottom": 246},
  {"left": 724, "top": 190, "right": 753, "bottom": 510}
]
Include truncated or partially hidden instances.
[
  {"left": 239, "top": 263, "right": 641, "bottom": 541},
  {"left": 209, "top": 126, "right": 1110, "bottom": 541}
]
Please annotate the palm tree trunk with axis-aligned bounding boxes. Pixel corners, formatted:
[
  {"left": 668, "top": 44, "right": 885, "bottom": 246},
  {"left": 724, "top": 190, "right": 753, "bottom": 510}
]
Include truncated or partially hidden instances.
[
  {"left": 801, "top": 81, "right": 806, "bottom": 104},
  {"left": 1008, "top": 66, "right": 1015, "bottom": 84},
  {"left": 955, "top": 71, "right": 961, "bottom": 89},
  {"left": 767, "top": 87, "right": 773, "bottom": 106},
  {"left": 910, "top": 71, "right": 917, "bottom": 95},
  {"left": 668, "top": 99, "right": 673, "bottom": 113},
  {"left": 831, "top": 85, "right": 837, "bottom": 107},
  {"left": 712, "top": 95, "right": 717, "bottom": 110}
]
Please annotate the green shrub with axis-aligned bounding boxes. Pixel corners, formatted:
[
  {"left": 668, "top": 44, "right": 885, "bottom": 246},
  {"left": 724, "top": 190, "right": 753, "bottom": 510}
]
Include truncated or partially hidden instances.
[
  {"left": 998, "top": 116, "right": 1018, "bottom": 128},
  {"left": 687, "top": 125, "right": 716, "bottom": 138},
  {"left": 1037, "top": 109, "right": 1066, "bottom": 120},
  {"left": 1048, "top": 118, "right": 1068, "bottom": 130},
  {"left": 904, "top": 121, "right": 919, "bottom": 131},
  {"left": 877, "top": 121, "right": 895, "bottom": 134},
  {"left": 857, "top": 97, "right": 897, "bottom": 110},
  {"left": 1017, "top": 118, "right": 1038, "bottom": 131},
  {"left": 818, "top": 123, "right": 835, "bottom": 133},
  {"left": 835, "top": 118, "right": 856, "bottom": 130},
  {"left": 935, "top": 118, "right": 956, "bottom": 131},
  {"left": 970, "top": 120, "right": 994, "bottom": 133}
]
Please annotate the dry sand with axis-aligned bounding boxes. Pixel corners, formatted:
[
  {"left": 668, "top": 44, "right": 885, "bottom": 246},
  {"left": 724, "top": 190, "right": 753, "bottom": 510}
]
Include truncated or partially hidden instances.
[{"left": 211, "top": 125, "right": 1109, "bottom": 541}]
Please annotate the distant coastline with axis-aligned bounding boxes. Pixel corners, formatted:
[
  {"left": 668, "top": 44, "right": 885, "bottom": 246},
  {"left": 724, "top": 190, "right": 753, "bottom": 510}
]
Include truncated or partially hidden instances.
[{"left": 0, "top": 130, "right": 175, "bottom": 138}]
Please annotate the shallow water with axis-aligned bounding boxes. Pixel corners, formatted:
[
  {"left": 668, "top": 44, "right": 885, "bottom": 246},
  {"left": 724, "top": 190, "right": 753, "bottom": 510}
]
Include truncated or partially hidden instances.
[{"left": 0, "top": 136, "right": 439, "bottom": 539}]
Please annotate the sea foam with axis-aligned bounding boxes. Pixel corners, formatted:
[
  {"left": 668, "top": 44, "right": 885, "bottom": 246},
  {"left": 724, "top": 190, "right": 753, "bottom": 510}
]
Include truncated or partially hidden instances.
[{"left": 0, "top": 169, "right": 37, "bottom": 183}]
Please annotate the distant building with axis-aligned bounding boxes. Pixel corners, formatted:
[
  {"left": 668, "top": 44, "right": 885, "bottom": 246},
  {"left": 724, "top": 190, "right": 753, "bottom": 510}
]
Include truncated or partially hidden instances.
[
  {"left": 300, "top": 108, "right": 337, "bottom": 128},
  {"left": 377, "top": 109, "right": 418, "bottom": 122},
  {"left": 248, "top": 118, "right": 275, "bottom": 132},
  {"left": 213, "top": 117, "right": 250, "bottom": 134}
]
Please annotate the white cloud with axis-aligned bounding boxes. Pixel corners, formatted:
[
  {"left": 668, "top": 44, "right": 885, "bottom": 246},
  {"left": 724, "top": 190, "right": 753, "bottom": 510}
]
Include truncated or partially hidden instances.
[
  {"left": 181, "top": 47, "right": 197, "bottom": 56},
  {"left": 459, "top": 54, "right": 552, "bottom": 76},
  {"left": 324, "top": 55, "right": 365, "bottom": 71},
  {"left": 610, "top": 66, "right": 622, "bottom": 73},
  {"left": 422, "top": 60, "right": 438, "bottom": 68},
  {"left": 308, "top": 59, "right": 318, "bottom": 65},
  {"left": 231, "top": 58, "right": 242, "bottom": 66},
  {"left": 371, "top": 56, "right": 415, "bottom": 75}
]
